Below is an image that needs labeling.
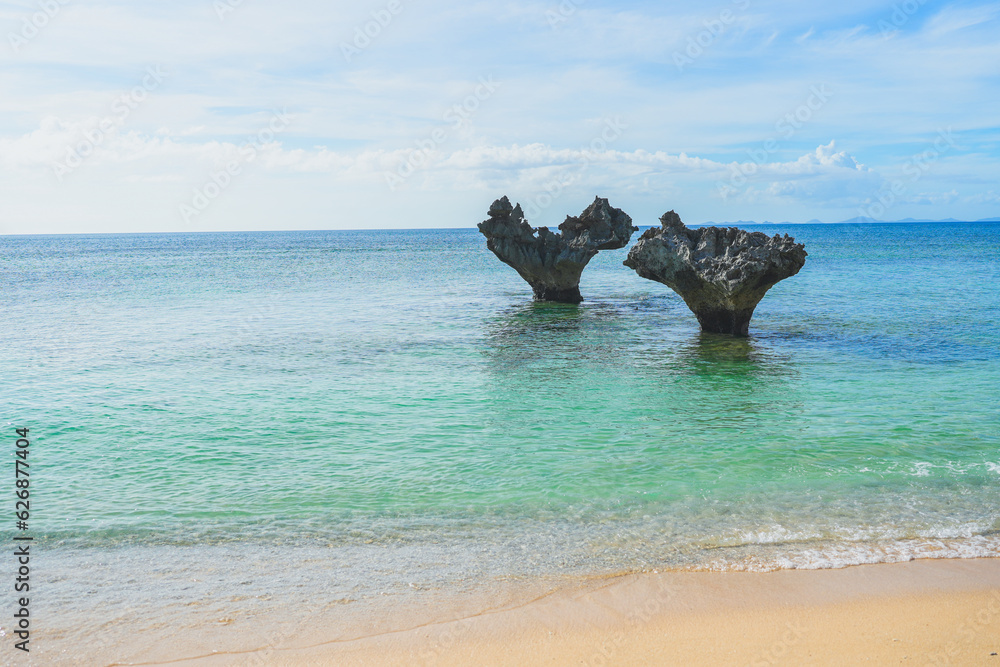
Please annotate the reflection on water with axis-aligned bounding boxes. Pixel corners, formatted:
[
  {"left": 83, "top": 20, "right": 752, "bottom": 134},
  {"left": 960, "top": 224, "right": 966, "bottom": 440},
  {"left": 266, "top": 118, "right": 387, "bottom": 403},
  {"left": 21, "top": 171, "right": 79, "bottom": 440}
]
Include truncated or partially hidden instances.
[
  {"left": 479, "top": 299, "right": 802, "bottom": 443},
  {"left": 481, "top": 299, "right": 798, "bottom": 385},
  {"left": 629, "top": 326, "right": 797, "bottom": 383},
  {"left": 486, "top": 300, "right": 586, "bottom": 339},
  {"left": 629, "top": 331, "right": 801, "bottom": 434},
  {"left": 689, "top": 332, "right": 759, "bottom": 363},
  {"left": 481, "top": 300, "right": 631, "bottom": 372},
  {"left": 677, "top": 332, "right": 796, "bottom": 381}
]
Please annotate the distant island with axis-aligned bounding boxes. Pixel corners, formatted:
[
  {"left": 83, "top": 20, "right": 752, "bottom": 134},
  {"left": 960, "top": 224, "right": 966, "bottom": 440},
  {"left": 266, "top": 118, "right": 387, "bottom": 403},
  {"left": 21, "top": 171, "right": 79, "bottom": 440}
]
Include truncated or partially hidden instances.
[{"left": 700, "top": 216, "right": 1000, "bottom": 225}]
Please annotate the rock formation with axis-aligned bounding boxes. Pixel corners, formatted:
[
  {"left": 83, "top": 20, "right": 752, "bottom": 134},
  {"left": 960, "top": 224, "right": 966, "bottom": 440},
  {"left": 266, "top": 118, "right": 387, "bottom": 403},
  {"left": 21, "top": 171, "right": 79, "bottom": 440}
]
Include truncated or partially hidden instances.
[
  {"left": 624, "top": 211, "right": 807, "bottom": 336},
  {"left": 479, "top": 196, "right": 637, "bottom": 303}
]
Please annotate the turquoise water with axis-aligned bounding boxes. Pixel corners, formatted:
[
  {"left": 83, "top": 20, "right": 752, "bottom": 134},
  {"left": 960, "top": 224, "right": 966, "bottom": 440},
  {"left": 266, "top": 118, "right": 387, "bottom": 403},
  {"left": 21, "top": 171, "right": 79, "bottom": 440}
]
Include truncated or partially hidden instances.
[{"left": 1, "top": 223, "right": 999, "bottom": 657}]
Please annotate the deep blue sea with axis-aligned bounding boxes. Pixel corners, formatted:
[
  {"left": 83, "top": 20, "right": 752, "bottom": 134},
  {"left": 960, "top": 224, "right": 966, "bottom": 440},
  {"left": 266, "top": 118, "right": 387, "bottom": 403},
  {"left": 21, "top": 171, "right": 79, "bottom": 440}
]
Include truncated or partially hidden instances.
[{"left": 1, "top": 222, "right": 998, "bottom": 661}]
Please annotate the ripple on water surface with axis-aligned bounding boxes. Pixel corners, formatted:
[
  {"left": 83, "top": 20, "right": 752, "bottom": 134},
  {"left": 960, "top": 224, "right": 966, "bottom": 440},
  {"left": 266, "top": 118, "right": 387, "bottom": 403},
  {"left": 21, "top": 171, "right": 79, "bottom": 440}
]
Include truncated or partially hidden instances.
[{"left": 1, "top": 224, "right": 998, "bottom": 657}]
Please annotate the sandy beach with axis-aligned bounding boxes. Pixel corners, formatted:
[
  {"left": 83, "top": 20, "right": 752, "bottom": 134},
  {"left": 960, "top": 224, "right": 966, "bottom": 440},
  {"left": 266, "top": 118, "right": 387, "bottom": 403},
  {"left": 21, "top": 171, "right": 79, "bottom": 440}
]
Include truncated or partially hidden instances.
[{"left": 128, "top": 557, "right": 1000, "bottom": 666}]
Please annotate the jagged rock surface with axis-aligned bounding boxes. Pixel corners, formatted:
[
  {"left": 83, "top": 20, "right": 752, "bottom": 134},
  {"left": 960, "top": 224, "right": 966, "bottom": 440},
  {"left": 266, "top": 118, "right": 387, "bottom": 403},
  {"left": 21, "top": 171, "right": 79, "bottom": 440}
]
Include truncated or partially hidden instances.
[
  {"left": 624, "top": 211, "right": 807, "bottom": 336},
  {"left": 479, "top": 195, "right": 637, "bottom": 303}
]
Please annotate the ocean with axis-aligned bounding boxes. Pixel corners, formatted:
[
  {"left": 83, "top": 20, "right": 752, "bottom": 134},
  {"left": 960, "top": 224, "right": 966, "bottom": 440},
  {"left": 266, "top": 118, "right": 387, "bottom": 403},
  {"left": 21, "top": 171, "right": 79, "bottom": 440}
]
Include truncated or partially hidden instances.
[{"left": 2, "top": 222, "right": 998, "bottom": 662}]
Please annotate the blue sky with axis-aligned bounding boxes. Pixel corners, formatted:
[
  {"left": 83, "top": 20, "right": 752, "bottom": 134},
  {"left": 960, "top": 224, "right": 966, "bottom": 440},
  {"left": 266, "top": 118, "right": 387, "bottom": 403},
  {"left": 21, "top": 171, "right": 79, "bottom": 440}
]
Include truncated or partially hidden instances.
[{"left": 0, "top": 0, "right": 998, "bottom": 233}]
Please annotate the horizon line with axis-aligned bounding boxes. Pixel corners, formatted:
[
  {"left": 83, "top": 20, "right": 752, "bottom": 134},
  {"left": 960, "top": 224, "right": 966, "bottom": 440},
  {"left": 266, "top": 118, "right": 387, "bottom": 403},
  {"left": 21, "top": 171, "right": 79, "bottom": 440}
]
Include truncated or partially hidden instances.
[{"left": 2, "top": 218, "right": 999, "bottom": 238}]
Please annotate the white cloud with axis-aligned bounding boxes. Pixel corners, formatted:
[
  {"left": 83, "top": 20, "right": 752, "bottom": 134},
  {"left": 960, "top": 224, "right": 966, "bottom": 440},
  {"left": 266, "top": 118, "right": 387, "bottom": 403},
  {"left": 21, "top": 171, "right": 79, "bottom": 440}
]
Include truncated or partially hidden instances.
[
  {"left": 909, "top": 189, "right": 960, "bottom": 205},
  {"left": 0, "top": 119, "right": 871, "bottom": 183},
  {"left": 0, "top": 0, "right": 998, "bottom": 232},
  {"left": 964, "top": 189, "right": 1000, "bottom": 204},
  {"left": 924, "top": 3, "right": 1000, "bottom": 36}
]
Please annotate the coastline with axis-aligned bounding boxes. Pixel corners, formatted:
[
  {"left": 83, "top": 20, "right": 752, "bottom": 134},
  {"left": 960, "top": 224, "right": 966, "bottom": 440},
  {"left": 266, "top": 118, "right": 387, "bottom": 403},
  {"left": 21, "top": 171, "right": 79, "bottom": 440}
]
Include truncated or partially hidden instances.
[{"left": 127, "top": 557, "right": 1000, "bottom": 666}]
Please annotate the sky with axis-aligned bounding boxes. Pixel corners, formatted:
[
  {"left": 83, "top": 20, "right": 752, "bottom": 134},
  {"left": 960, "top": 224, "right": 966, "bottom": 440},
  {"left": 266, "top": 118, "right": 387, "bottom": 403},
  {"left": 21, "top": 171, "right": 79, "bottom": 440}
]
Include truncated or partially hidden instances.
[{"left": 0, "top": 0, "right": 998, "bottom": 234}]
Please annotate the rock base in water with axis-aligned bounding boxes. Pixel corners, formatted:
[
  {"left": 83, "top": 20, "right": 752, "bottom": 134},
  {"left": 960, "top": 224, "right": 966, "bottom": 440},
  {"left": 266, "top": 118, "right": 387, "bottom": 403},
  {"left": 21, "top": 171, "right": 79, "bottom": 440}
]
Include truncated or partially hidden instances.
[
  {"left": 478, "top": 196, "right": 636, "bottom": 304},
  {"left": 624, "top": 211, "right": 807, "bottom": 336}
]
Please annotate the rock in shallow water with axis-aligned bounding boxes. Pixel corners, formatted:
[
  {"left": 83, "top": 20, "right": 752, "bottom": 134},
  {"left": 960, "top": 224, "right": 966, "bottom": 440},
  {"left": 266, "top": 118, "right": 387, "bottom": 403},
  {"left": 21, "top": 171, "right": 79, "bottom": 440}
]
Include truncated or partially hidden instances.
[
  {"left": 624, "top": 210, "right": 807, "bottom": 336},
  {"left": 479, "top": 195, "right": 637, "bottom": 303}
]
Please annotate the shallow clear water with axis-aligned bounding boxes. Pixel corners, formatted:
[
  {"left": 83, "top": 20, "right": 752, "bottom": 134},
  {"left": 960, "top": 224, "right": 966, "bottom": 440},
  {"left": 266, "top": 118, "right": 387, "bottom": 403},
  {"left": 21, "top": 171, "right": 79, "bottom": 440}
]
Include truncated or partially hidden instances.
[{"left": 1, "top": 222, "right": 999, "bottom": 658}]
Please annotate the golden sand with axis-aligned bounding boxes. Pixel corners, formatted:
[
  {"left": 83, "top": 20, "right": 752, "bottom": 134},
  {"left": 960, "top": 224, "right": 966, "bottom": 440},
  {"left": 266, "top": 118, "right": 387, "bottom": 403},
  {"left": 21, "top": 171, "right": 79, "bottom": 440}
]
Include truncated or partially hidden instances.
[{"left": 140, "top": 558, "right": 1000, "bottom": 666}]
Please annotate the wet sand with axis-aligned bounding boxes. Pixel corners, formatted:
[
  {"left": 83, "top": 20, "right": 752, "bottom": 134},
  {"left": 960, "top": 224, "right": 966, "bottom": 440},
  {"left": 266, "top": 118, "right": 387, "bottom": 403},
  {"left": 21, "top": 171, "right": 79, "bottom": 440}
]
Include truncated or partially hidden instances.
[{"left": 137, "top": 558, "right": 1000, "bottom": 666}]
